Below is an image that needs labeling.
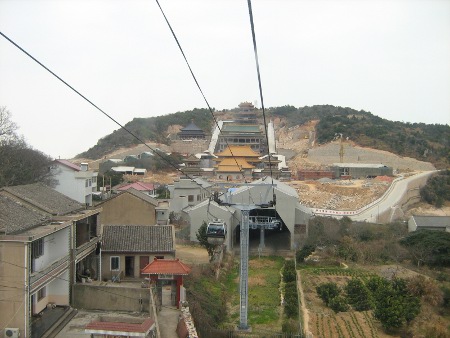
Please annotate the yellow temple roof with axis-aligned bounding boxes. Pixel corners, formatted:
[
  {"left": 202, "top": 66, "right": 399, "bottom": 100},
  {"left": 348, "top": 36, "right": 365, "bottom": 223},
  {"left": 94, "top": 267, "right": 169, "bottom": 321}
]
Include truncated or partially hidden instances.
[{"left": 215, "top": 145, "right": 260, "bottom": 158}]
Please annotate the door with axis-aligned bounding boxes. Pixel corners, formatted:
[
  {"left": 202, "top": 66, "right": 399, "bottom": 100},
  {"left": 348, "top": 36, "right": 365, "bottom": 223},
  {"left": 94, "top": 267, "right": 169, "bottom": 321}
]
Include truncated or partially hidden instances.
[
  {"left": 140, "top": 256, "right": 150, "bottom": 277},
  {"left": 125, "top": 256, "right": 134, "bottom": 277}
]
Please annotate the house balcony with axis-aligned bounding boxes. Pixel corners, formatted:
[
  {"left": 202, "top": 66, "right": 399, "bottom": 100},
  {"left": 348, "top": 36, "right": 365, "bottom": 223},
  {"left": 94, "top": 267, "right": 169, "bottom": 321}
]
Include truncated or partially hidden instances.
[
  {"left": 30, "top": 255, "right": 70, "bottom": 293},
  {"left": 76, "top": 238, "right": 99, "bottom": 262}
]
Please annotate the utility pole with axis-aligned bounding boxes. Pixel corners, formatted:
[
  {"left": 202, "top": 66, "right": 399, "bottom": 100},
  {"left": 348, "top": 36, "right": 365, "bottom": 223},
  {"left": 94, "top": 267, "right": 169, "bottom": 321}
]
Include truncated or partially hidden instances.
[{"left": 239, "top": 208, "right": 250, "bottom": 330}]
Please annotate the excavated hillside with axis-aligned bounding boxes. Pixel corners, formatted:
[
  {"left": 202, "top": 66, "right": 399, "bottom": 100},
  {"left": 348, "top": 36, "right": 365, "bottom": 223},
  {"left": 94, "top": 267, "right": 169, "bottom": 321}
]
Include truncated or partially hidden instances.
[{"left": 275, "top": 119, "right": 438, "bottom": 211}]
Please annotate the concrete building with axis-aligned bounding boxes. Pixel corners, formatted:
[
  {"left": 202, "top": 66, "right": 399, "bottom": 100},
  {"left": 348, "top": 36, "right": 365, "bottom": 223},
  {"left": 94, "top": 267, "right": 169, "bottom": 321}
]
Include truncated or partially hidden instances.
[
  {"left": 168, "top": 177, "right": 212, "bottom": 213},
  {"left": 97, "top": 188, "right": 159, "bottom": 226},
  {"left": 100, "top": 225, "right": 175, "bottom": 280},
  {"left": 408, "top": 215, "right": 450, "bottom": 232},
  {"left": 185, "top": 177, "right": 312, "bottom": 250},
  {"left": 330, "top": 163, "right": 393, "bottom": 179},
  {"left": 51, "top": 159, "right": 98, "bottom": 206},
  {"left": 0, "top": 183, "right": 101, "bottom": 338}
]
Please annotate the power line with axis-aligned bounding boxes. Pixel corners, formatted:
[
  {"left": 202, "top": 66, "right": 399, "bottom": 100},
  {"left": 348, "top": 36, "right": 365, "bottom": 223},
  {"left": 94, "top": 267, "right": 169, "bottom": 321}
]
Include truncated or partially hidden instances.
[
  {"left": 0, "top": 30, "right": 219, "bottom": 202},
  {"left": 246, "top": 0, "right": 275, "bottom": 183},
  {"left": 155, "top": 0, "right": 255, "bottom": 188}
]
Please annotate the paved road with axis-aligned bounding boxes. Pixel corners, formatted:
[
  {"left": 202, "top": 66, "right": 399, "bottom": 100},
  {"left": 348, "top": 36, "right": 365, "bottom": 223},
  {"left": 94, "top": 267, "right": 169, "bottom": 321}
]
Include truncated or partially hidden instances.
[{"left": 353, "top": 171, "right": 435, "bottom": 222}]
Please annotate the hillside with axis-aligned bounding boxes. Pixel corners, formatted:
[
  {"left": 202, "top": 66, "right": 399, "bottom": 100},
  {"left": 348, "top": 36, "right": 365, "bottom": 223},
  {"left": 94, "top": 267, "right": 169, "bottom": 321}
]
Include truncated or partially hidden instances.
[{"left": 76, "top": 105, "right": 449, "bottom": 168}]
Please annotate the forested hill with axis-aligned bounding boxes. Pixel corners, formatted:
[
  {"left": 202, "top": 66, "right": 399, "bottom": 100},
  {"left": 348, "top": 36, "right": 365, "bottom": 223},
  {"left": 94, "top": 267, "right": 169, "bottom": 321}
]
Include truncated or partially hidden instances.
[
  {"left": 271, "top": 105, "right": 449, "bottom": 168},
  {"left": 76, "top": 108, "right": 213, "bottom": 159},
  {"left": 77, "top": 105, "right": 449, "bottom": 168}
]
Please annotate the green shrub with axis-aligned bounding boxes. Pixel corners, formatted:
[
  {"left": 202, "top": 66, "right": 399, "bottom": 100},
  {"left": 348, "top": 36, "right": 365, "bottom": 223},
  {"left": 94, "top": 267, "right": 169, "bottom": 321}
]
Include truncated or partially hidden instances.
[
  {"left": 329, "top": 295, "right": 350, "bottom": 313},
  {"left": 316, "top": 282, "right": 341, "bottom": 305}
]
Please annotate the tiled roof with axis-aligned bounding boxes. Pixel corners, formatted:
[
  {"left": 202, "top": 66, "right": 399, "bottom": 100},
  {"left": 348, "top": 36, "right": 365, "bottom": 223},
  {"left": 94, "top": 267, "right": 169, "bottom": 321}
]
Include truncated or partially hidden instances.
[
  {"left": 100, "top": 188, "right": 158, "bottom": 207},
  {"left": 412, "top": 215, "right": 450, "bottom": 228},
  {"left": 215, "top": 145, "right": 261, "bottom": 158},
  {"left": 117, "top": 182, "right": 155, "bottom": 192},
  {"left": 102, "top": 225, "right": 174, "bottom": 253},
  {"left": 1, "top": 183, "right": 83, "bottom": 215},
  {"left": 216, "top": 157, "right": 254, "bottom": 169},
  {"left": 141, "top": 258, "right": 191, "bottom": 275},
  {"left": 0, "top": 195, "right": 47, "bottom": 233},
  {"left": 180, "top": 121, "right": 204, "bottom": 132},
  {"left": 86, "top": 318, "right": 154, "bottom": 334},
  {"left": 54, "top": 159, "right": 81, "bottom": 171}
]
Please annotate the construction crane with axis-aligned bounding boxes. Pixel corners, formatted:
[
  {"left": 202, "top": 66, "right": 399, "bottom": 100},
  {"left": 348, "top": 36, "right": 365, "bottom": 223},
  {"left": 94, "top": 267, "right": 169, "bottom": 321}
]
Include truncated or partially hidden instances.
[{"left": 336, "top": 133, "right": 344, "bottom": 163}]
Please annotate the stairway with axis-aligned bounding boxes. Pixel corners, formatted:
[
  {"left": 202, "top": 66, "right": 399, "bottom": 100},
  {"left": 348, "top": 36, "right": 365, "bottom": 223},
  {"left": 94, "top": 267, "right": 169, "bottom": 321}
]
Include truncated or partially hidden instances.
[{"left": 41, "top": 307, "right": 78, "bottom": 338}]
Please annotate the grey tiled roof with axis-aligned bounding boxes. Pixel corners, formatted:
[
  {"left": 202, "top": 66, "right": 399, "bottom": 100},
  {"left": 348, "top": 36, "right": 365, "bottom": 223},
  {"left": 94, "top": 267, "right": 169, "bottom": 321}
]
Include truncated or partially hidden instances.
[
  {"left": 0, "top": 195, "right": 48, "bottom": 234},
  {"left": 102, "top": 225, "right": 174, "bottom": 253},
  {"left": 97, "top": 188, "right": 158, "bottom": 207},
  {"left": 2, "top": 183, "right": 83, "bottom": 215},
  {"left": 412, "top": 215, "right": 450, "bottom": 228}
]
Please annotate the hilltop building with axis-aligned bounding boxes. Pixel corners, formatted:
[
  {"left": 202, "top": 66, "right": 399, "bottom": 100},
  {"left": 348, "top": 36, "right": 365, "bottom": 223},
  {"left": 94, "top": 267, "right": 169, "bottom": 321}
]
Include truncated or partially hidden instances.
[
  {"left": 215, "top": 102, "right": 267, "bottom": 154},
  {"left": 177, "top": 120, "right": 206, "bottom": 140}
]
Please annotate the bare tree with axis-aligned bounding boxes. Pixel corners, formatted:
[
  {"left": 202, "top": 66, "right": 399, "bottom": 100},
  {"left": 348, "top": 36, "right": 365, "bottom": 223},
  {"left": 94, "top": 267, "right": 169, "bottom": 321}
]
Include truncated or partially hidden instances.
[
  {"left": 0, "top": 106, "right": 19, "bottom": 143},
  {"left": 0, "top": 107, "right": 56, "bottom": 187}
]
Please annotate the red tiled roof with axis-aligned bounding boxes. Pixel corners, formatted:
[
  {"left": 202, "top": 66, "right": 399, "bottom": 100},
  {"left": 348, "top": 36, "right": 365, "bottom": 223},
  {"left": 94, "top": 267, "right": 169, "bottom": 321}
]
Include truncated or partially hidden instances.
[
  {"left": 117, "top": 182, "right": 155, "bottom": 191},
  {"left": 141, "top": 258, "right": 191, "bottom": 275},
  {"left": 86, "top": 318, "right": 154, "bottom": 334},
  {"left": 54, "top": 159, "right": 80, "bottom": 171}
]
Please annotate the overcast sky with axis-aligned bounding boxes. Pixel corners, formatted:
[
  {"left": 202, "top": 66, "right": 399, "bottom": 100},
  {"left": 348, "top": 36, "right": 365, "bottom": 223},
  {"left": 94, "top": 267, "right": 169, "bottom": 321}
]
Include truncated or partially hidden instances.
[{"left": 1, "top": 0, "right": 449, "bottom": 159}]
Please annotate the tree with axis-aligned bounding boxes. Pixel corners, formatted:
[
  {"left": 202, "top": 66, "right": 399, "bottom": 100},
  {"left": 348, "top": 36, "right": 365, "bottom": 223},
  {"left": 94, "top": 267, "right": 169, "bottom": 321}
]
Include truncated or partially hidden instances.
[
  {"left": 316, "top": 282, "right": 341, "bottom": 306},
  {"left": 0, "top": 142, "right": 56, "bottom": 187},
  {"left": 0, "top": 106, "right": 19, "bottom": 143},
  {"left": 345, "top": 278, "right": 374, "bottom": 311},
  {"left": 370, "top": 277, "right": 421, "bottom": 332},
  {"left": 196, "top": 221, "right": 218, "bottom": 262},
  {"left": 0, "top": 108, "right": 55, "bottom": 188},
  {"left": 400, "top": 230, "right": 450, "bottom": 267},
  {"left": 329, "top": 295, "right": 349, "bottom": 313}
]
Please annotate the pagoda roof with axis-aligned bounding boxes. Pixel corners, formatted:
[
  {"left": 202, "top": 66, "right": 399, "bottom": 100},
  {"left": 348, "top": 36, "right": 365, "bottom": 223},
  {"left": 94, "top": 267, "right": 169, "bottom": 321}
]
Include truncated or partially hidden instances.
[
  {"left": 180, "top": 121, "right": 204, "bottom": 132},
  {"left": 216, "top": 158, "right": 254, "bottom": 172},
  {"left": 215, "top": 145, "right": 260, "bottom": 158},
  {"left": 141, "top": 258, "right": 191, "bottom": 275}
]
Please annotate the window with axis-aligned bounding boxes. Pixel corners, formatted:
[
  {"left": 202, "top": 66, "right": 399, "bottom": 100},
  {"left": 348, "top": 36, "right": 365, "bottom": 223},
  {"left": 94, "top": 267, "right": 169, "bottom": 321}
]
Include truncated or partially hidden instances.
[
  {"left": 155, "top": 256, "right": 164, "bottom": 259},
  {"left": 197, "top": 195, "right": 201, "bottom": 201},
  {"left": 188, "top": 195, "right": 194, "bottom": 202},
  {"left": 111, "top": 256, "right": 120, "bottom": 271},
  {"left": 88, "top": 179, "right": 92, "bottom": 187},
  {"left": 92, "top": 177, "right": 97, "bottom": 183},
  {"left": 37, "top": 287, "right": 46, "bottom": 301},
  {"left": 32, "top": 238, "right": 44, "bottom": 259},
  {"left": 85, "top": 179, "right": 88, "bottom": 187}
]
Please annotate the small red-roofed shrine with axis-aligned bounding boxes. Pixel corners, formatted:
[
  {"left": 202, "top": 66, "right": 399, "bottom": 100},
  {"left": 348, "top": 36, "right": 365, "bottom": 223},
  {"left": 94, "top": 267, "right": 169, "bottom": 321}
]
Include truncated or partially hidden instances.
[{"left": 141, "top": 258, "right": 191, "bottom": 309}]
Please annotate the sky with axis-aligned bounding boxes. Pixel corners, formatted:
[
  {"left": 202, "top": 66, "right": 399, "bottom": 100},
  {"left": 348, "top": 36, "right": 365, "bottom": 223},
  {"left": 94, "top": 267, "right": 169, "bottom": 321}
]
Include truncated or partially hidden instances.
[{"left": 0, "top": 0, "right": 449, "bottom": 159}]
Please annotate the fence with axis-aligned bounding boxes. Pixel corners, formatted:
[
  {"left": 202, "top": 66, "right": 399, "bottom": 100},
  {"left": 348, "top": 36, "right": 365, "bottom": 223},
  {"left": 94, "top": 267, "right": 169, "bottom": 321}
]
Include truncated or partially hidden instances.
[{"left": 196, "top": 327, "right": 304, "bottom": 338}]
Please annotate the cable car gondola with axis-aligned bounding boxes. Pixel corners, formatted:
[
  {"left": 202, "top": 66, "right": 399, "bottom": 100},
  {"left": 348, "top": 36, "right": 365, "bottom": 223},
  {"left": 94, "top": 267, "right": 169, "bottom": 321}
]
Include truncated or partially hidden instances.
[{"left": 206, "top": 219, "right": 227, "bottom": 245}]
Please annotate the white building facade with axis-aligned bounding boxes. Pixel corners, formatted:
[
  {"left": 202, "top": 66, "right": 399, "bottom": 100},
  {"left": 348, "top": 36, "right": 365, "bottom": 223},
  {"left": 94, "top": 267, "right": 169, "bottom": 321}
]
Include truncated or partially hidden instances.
[{"left": 52, "top": 160, "right": 98, "bottom": 206}]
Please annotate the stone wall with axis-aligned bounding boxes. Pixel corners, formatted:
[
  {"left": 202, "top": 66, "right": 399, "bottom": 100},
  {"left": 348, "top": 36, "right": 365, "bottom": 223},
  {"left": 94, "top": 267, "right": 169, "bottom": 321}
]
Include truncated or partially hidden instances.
[{"left": 73, "top": 284, "right": 150, "bottom": 312}]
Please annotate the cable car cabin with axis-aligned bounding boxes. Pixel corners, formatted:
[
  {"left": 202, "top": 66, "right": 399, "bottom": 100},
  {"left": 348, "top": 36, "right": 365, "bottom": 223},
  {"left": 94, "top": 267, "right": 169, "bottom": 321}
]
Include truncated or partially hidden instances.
[{"left": 206, "top": 220, "right": 226, "bottom": 245}]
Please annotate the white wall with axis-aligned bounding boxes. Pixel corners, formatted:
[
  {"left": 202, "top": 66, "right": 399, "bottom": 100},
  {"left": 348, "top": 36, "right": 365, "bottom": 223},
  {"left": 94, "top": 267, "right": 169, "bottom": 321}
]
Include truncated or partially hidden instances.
[
  {"left": 33, "top": 227, "right": 70, "bottom": 272},
  {"left": 52, "top": 164, "right": 95, "bottom": 205}
]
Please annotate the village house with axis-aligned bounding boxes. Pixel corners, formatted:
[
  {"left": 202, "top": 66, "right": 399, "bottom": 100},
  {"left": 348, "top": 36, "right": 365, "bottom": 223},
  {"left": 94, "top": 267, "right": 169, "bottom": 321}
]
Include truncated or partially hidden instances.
[
  {"left": 96, "top": 188, "right": 164, "bottom": 226},
  {"left": 0, "top": 183, "right": 101, "bottom": 338},
  {"left": 51, "top": 159, "right": 98, "bottom": 206},
  {"left": 100, "top": 225, "right": 175, "bottom": 280}
]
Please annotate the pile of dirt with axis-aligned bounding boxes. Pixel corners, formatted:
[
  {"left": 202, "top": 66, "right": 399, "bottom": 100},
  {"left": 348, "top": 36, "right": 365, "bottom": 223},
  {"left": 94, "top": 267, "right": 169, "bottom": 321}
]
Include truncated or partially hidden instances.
[{"left": 291, "top": 179, "right": 389, "bottom": 210}]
